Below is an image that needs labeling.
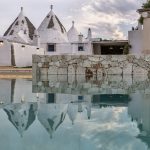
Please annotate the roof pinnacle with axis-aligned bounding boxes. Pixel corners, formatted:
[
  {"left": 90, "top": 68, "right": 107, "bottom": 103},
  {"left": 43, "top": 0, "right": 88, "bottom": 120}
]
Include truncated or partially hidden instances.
[
  {"left": 21, "top": 7, "right": 23, "bottom": 12},
  {"left": 50, "top": 5, "right": 53, "bottom": 10},
  {"left": 72, "top": 21, "right": 75, "bottom": 27}
]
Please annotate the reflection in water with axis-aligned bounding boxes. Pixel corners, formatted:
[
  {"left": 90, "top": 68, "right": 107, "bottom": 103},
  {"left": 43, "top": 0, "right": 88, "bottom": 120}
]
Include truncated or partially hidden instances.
[
  {"left": 4, "top": 103, "right": 37, "bottom": 137},
  {"left": 38, "top": 104, "right": 67, "bottom": 138},
  {"left": 0, "top": 77, "right": 149, "bottom": 149},
  {"left": 33, "top": 75, "right": 150, "bottom": 94}
]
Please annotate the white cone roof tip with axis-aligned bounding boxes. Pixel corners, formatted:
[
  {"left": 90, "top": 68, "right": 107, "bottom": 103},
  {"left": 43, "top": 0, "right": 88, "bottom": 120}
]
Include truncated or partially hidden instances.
[
  {"left": 38, "top": 5, "right": 68, "bottom": 43},
  {"left": 3, "top": 7, "right": 36, "bottom": 44},
  {"left": 67, "top": 21, "right": 79, "bottom": 43}
]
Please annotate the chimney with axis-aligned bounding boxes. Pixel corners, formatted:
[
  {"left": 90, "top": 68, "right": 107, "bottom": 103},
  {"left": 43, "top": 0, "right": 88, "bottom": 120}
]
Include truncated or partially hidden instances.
[
  {"left": 33, "top": 30, "right": 40, "bottom": 47},
  {"left": 50, "top": 5, "right": 53, "bottom": 10},
  {"left": 78, "top": 33, "right": 83, "bottom": 43},
  {"left": 87, "top": 28, "right": 92, "bottom": 40},
  {"left": 21, "top": 7, "right": 23, "bottom": 12},
  {"left": 72, "top": 21, "right": 75, "bottom": 27}
]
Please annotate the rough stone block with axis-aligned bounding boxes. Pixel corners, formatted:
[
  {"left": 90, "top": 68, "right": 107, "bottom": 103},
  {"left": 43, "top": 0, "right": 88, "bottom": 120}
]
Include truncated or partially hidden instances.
[
  {"left": 58, "top": 67, "right": 67, "bottom": 74},
  {"left": 33, "top": 55, "right": 41, "bottom": 63},
  {"left": 40, "top": 68, "right": 49, "bottom": 75},
  {"left": 107, "top": 67, "right": 122, "bottom": 75},
  {"left": 76, "top": 66, "right": 86, "bottom": 74},
  {"left": 48, "top": 66, "right": 58, "bottom": 74},
  {"left": 68, "top": 65, "right": 75, "bottom": 75},
  {"left": 83, "top": 60, "right": 91, "bottom": 67}
]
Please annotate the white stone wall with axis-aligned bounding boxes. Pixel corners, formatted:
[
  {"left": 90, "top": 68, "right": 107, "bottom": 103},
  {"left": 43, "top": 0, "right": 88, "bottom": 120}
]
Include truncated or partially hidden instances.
[
  {"left": 72, "top": 42, "right": 92, "bottom": 55},
  {"left": 41, "top": 42, "right": 92, "bottom": 55},
  {"left": 0, "top": 39, "right": 11, "bottom": 66},
  {"left": 129, "top": 17, "right": 150, "bottom": 55},
  {"left": 13, "top": 43, "right": 44, "bottom": 67},
  {"left": 128, "top": 30, "right": 143, "bottom": 55},
  {"left": 143, "top": 18, "right": 150, "bottom": 54}
]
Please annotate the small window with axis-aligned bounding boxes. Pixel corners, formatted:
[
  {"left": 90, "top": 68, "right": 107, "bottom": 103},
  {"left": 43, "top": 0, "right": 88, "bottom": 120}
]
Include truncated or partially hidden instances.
[
  {"left": 47, "top": 94, "right": 55, "bottom": 103},
  {"left": 48, "top": 44, "right": 55, "bottom": 52},
  {"left": 78, "top": 96, "right": 84, "bottom": 101},
  {"left": 78, "top": 44, "right": 84, "bottom": 51}
]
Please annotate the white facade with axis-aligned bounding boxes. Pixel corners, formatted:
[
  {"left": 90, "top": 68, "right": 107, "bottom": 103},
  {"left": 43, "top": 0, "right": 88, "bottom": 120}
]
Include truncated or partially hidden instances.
[
  {"left": 0, "top": 38, "right": 12, "bottom": 66},
  {"left": 12, "top": 43, "right": 44, "bottom": 67},
  {"left": 128, "top": 28, "right": 143, "bottom": 55},
  {"left": 37, "top": 5, "right": 92, "bottom": 55},
  {"left": 0, "top": 6, "right": 93, "bottom": 67},
  {"left": 128, "top": 9, "right": 150, "bottom": 54},
  {"left": 0, "top": 7, "right": 44, "bottom": 67}
]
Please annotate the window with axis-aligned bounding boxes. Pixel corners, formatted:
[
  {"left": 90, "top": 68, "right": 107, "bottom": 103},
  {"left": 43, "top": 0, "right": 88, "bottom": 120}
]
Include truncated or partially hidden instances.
[
  {"left": 48, "top": 44, "right": 55, "bottom": 52},
  {"left": 78, "top": 96, "right": 84, "bottom": 101},
  {"left": 47, "top": 94, "right": 55, "bottom": 103},
  {"left": 78, "top": 44, "right": 84, "bottom": 51}
]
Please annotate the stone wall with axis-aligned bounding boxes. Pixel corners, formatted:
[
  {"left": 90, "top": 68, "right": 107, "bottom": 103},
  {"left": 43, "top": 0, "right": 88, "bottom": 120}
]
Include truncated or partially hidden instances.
[
  {"left": 32, "top": 74, "right": 150, "bottom": 95},
  {"left": 33, "top": 55, "right": 150, "bottom": 76}
]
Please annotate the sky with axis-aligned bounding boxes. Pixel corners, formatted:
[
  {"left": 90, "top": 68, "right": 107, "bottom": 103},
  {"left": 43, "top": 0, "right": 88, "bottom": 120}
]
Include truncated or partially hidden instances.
[{"left": 0, "top": 0, "right": 146, "bottom": 40}]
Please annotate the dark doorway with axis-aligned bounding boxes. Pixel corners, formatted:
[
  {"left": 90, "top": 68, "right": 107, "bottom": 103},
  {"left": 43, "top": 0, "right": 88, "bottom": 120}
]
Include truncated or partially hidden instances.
[{"left": 101, "top": 45, "right": 124, "bottom": 55}]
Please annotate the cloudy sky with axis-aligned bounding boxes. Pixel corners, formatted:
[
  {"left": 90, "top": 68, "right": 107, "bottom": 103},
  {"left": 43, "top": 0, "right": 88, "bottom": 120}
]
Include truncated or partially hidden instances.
[{"left": 0, "top": 0, "right": 146, "bottom": 39}]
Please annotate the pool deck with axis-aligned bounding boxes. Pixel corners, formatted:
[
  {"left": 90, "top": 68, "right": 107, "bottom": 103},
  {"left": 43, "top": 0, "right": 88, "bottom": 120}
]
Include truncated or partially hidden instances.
[{"left": 0, "top": 67, "right": 32, "bottom": 79}]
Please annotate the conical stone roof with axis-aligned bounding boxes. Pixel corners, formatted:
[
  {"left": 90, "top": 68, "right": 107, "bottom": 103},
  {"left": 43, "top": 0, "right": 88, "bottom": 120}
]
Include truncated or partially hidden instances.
[
  {"left": 3, "top": 7, "right": 36, "bottom": 44},
  {"left": 67, "top": 21, "right": 79, "bottom": 43},
  {"left": 38, "top": 5, "right": 68, "bottom": 43},
  {"left": 4, "top": 103, "right": 37, "bottom": 137}
]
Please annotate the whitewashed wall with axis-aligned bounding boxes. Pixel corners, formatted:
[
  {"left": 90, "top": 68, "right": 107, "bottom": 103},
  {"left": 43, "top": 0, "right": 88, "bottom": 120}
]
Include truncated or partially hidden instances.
[
  {"left": 0, "top": 39, "right": 11, "bottom": 66},
  {"left": 13, "top": 43, "right": 44, "bottom": 67},
  {"left": 41, "top": 43, "right": 72, "bottom": 55},
  {"left": 143, "top": 18, "right": 150, "bottom": 54},
  {"left": 41, "top": 42, "right": 92, "bottom": 55},
  {"left": 128, "top": 30, "right": 143, "bottom": 55},
  {"left": 72, "top": 42, "right": 92, "bottom": 55}
]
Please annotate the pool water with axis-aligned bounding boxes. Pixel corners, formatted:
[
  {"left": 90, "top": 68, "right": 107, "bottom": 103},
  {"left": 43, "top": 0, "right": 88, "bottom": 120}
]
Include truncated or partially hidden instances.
[{"left": 0, "top": 75, "right": 150, "bottom": 150}]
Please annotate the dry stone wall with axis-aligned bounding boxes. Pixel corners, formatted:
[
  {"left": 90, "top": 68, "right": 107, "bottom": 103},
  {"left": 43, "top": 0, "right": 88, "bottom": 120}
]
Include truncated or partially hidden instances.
[{"left": 33, "top": 55, "right": 150, "bottom": 76}]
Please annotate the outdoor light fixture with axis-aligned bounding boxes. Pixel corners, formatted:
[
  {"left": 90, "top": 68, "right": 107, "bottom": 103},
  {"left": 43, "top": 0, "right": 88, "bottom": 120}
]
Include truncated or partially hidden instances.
[
  {"left": 120, "top": 47, "right": 123, "bottom": 50},
  {"left": 21, "top": 45, "right": 25, "bottom": 50},
  {"left": 36, "top": 47, "right": 40, "bottom": 51},
  {"left": 0, "top": 41, "right": 4, "bottom": 47},
  {"left": 21, "top": 45, "right": 25, "bottom": 48}
]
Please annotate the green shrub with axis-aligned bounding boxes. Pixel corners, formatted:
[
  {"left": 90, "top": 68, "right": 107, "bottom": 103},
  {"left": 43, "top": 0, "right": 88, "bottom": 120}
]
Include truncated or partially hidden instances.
[
  {"left": 142, "top": 1, "right": 150, "bottom": 9},
  {"left": 138, "top": 15, "right": 144, "bottom": 25},
  {"left": 123, "top": 44, "right": 131, "bottom": 55}
]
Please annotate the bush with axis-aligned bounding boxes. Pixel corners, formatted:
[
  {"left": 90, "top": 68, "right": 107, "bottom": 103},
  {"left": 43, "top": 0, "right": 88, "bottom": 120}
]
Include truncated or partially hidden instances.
[
  {"left": 123, "top": 44, "right": 131, "bottom": 55},
  {"left": 142, "top": 1, "right": 150, "bottom": 9},
  {"left": 138, "top": 15, "right": 144, "bottom": 25}
]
